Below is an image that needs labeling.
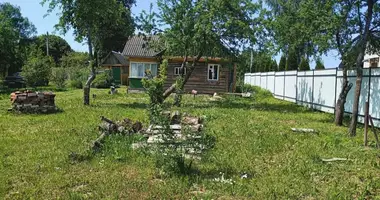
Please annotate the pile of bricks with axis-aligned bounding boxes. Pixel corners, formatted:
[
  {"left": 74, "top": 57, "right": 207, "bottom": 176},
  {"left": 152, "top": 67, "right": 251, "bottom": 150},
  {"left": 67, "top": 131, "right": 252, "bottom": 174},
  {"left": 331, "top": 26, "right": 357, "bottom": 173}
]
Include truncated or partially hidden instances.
[{"left": 9, "top": 91, "right": 58, "bottom": 113}]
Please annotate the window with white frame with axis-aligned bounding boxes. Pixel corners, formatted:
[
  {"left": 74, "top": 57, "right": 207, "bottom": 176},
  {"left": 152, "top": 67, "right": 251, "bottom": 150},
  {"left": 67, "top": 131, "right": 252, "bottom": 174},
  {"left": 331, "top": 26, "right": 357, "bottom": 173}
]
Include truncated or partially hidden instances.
[
  {"left": 174, "top": 67, "right": 186, "bottom": 75},
  {"left": 208, "top": 64, "right": 219, "bottom": 81},
  {"left": 130, "top": 62, "right": 158, "bottom": 78}
]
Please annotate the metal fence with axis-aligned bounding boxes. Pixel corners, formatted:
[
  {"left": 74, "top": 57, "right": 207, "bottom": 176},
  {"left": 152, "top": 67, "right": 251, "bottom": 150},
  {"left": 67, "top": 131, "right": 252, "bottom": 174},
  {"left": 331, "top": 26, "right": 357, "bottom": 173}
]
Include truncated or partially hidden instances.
[{"left": 244, "top": 68, "right": 380, "bottom": 127}]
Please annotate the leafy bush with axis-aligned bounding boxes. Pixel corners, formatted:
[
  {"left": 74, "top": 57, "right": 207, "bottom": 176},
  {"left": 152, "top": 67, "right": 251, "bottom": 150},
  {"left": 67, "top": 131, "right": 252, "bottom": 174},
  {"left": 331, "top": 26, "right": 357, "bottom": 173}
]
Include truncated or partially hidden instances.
[
  {"left": 68, "top": 79, "right": 83, "bottom": 89},
  {"left": 22, "top": 47, "right": 53, "bottom": 87},
  {"left": 142, "top": 59, "right": 167, "bottom": 122},
  {"left": 51, "top": 67, "right": 67, "bottom": 89},
  {"left": 91, "top": 70, "right": 114, "bottom": 88}
]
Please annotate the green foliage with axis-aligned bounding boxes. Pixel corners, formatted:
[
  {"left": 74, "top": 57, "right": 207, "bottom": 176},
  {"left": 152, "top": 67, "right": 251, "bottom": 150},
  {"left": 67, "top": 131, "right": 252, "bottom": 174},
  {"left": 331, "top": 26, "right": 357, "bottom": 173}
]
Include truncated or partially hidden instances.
[
  {"left": 33, "top": 34, "right": 72, "bottom": 64},
  {"left": 68, "top": 79, "right": 83, "bottom": 89},
  {"left": 0, "top": 2, "right": 36, "bottom": 76},
  {"left": 51, "top": 67, "right": 67, "bottom": 89},
  {"left": 91, "top": 70, "right": 114, "bottom": 88},
  {"left": 286, "top": 49, "right": 298, "bottom": 71},
  {"left": 21, "top": 47, "right": 53, "bottom": 87},
  {"left": 271, "top": 59, "right": 278, "bottom": 71},
  {"left": 299, "top": 57, "right": 310, "bottom": 71},
  {"left": 142, "top": 59, "right": 168, "bottom": 122},
  {"left": 42, "top": 0, "right": 135, "bottom": 59},
  {"left": 60, "top": 52, "right": 88, "bottom": 68},
  {"left": 315, "top": 58, "right": 325, "bottom": 70},
  {"left": 279, "top": 55, "right": 286, "bottom": 71}
]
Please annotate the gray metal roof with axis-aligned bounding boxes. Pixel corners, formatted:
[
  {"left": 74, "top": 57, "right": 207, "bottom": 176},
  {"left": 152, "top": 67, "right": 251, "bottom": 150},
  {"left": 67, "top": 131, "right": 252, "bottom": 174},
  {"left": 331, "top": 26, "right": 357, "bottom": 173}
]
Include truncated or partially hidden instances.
[
  {"left": 122, "top": 35, "right": 161, "bottom": 57},
  {"left": 101, "top": 51, "right": 128, "bottom": 66}
]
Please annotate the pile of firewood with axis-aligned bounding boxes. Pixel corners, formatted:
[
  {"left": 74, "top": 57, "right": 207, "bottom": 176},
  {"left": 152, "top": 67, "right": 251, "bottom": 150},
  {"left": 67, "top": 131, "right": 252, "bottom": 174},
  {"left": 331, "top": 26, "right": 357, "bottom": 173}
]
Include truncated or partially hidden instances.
[
  {"left": 9, "top": 91, "right": 58, "bottom": 113},
  {"left": 92, "top": 116, "right": 143, "bottom": 151},
  {"left": 91, "top": 111, "right": 205, "bottom": 152}
]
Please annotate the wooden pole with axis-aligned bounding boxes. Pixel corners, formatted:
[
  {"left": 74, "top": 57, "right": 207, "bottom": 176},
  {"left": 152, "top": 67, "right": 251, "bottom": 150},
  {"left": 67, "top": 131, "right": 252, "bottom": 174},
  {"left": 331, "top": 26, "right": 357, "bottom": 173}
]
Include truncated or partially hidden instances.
[
  {"left": 369, "top": 115, "right": 380, "bottom": 148},
  {"left": 364, "top": 101, "right": 369, "bottom": 146}
]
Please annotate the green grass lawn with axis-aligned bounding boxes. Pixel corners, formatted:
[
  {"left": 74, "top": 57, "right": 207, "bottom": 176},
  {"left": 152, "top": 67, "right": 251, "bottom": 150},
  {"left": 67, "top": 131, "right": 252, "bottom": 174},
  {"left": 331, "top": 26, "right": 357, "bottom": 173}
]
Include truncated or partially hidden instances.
[{"left": 0, "top": 88, "right": 379, "bottom": 199}]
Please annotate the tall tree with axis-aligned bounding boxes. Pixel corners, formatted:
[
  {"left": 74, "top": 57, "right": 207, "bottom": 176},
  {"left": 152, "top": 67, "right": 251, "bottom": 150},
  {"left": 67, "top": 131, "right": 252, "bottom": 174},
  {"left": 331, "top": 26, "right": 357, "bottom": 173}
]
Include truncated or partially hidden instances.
[
  {"left": 0, "top": 3, "right": 36, "bottom": 77},
  {"left": 32, "top": 34, "right": 72, "bottom": 64},
  {"left": 138, "top": 0, "right": 259, "bottom": 104},
  {"left": 315, "top": 58, "right": 325, "bottom": 70},
  {"left": 42, "top": 0, "right": 135, "bottom": 105},
  {"left": 286, "top": 48, "right": 298, "bottom": 70},
  {"left": 299, "top": 57, "right": 310, "bottom": 71},
  {"left": 271, "top": 59, "right": 278, "bottom": 71},
  {"left": 278, "top": 55, "right": 286, "bottom": 71},
  {"left": 348, "top": 0, "right": 379, "bottom": 136}
]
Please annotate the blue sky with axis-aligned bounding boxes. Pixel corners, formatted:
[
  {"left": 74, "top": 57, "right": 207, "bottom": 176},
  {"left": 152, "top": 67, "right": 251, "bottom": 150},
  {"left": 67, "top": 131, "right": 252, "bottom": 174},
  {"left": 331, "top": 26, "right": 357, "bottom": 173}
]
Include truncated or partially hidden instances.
[{"left": 1, "top": 0, "right": 340, "bottom": 68}]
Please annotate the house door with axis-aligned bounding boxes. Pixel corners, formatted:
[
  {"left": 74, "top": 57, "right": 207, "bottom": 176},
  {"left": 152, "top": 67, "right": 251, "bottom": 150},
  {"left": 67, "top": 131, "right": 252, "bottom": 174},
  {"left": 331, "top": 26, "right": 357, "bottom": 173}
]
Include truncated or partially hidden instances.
[{"left": 112, "top": 67, "right": 121, "bottom": 85}]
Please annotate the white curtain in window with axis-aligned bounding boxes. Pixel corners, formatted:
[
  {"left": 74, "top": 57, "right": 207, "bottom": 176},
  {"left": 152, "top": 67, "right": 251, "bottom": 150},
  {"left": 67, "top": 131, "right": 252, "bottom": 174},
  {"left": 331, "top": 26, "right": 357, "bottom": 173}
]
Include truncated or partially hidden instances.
[
  {"left": 151, "top": 64, "right": 158, "bottom": 76},
  {"left": 131, "top": 63, "right": 138, "bottom": 77},
  {"left": 137, "top": 63, "right": 144, "bottom": 77}
]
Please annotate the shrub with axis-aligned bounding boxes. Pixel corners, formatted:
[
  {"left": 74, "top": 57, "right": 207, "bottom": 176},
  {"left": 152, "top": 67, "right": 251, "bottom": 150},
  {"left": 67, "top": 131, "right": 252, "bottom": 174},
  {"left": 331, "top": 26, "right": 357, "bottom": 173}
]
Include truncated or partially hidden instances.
[
  {"left": 22, "top": 47, "right": 53, "bottom": 87},
  {"left": 68, "top": 79, "right": 83, "bottom": 89},
  {"left": 91, "top": 71, "right": 114, "bottom": 88},
  {"left": 51, "top": 67, "right": 67, "bottom": 89}
]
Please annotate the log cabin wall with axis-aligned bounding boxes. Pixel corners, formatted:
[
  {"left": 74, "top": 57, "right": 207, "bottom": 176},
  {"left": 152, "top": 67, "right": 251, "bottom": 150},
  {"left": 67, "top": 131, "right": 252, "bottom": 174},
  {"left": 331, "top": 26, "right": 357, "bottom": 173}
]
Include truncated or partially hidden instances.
[{"left": 164, "top": 62, "right": 230, "bottom": 94}]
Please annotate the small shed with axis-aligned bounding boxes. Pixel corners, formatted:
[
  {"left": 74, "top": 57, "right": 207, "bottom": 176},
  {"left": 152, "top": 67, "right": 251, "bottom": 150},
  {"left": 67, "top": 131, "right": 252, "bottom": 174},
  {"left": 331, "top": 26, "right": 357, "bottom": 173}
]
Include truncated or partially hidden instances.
[{"left": 101, "top": 51, "right": 129, "bottom": 85}]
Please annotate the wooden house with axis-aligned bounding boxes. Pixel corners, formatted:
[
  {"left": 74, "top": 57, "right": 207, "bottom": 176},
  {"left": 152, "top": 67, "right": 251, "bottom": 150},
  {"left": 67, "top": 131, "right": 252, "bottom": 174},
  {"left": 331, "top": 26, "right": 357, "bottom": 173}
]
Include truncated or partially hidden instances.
[{"left": 101, "top": 36, "right": 237, "bottom": 94}]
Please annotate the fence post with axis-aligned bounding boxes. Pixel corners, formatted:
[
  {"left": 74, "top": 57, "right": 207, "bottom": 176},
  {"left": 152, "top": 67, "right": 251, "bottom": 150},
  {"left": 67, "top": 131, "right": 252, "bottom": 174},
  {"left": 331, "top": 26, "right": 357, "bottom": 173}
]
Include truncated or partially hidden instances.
[
  {"left": 312, "top": 69, "right": 315, "bottom": 109},
  {"left": 274, "top": 72, "right": 276, "bottom": 96},
  {"left": 283, "top": 71, "right": 286, "bottom": 100},
  {"left": 334, "top": 68, "right": 338, "bottom": 115}
]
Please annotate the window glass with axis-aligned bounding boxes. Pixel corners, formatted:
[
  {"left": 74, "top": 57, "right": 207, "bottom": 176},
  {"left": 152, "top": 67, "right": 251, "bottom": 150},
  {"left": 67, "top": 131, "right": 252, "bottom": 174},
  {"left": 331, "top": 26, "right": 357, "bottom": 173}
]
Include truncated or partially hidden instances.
[
  {"left": 208, "top": 64, "right": 219, "bottom": 80},
  {"left": 151, "top": 64, "right": 158, "bottom": 76},
  {"left": 131, "top": 63, "right": 138, "bottom": 77},
  {"left": 137, "top": 63, "right": 144, "bottom": 77}
]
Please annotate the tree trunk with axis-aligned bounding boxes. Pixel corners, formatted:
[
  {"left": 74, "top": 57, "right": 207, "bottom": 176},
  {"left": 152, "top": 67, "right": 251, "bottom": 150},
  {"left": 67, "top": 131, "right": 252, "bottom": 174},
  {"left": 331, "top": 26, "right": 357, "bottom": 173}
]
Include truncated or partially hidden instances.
[
  {"left": 348, "top": 0, "right": 374, "bottom": 136},
  {"left": 348, "top": 63, "right": 363, "bottom": 136},
  {"left": 83, "top": 32, "right": 96, "bottom": 105},
  {"left": 163, "top": 54, "right": 202, "bottom": 100},
  {"left": 335, "top": 64, "right": 352, "bottom": 126},
  {"left": 174, "top": 57, "right": 188, "bottom": 107}
]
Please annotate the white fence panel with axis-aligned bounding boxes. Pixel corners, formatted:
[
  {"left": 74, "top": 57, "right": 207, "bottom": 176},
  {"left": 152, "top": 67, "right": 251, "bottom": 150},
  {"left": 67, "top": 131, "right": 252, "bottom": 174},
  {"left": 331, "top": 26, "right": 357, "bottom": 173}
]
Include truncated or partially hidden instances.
[
  {"left": 284, "top": 71, "right": 297, "bottom": 103},
  {"left": 260, "top": 73, "right": 267, "bottom": 89},
  {"left": 244, "top": 68, "right": 380, "bottom": 127},
  {"left": 255, "top": 73, "right": 261, "bottom": 86},
  {"left": 274, "top": 72, "right": 285, "bottom": 99},
  {"left": 370, "top": 68, "right": 380, "bottom": 127},
  {"left": 297, "top": 71, "right": 314, "bottom": 108},
  {"left": 313, "top": 69, "right": 337, "bottom": 113},
  {"left": 267, "top": 72, "right": 275, "bottom": 93}
]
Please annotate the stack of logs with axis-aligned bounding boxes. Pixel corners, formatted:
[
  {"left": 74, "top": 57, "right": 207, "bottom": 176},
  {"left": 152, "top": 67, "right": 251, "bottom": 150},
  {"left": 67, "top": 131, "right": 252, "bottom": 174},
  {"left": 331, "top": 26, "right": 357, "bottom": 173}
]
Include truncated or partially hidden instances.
[
  {"left": 9, "top": 91, "right": 58, "bottom": 113},
  {"left": 92, "top": 116, "right": 143, "bottom": 151}
]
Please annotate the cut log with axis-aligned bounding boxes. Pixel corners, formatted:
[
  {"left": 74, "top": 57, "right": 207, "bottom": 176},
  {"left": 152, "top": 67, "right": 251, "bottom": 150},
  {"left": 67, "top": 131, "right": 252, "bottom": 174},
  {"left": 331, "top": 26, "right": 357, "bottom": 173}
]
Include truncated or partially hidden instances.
[
  {"left": 183, "top": 116, "right": 200, "bottom": 125},
  {"left": 171, "top": 111, "right": 181, "bottom": 125},
  {"left": 291, "top": 128, "right": 318, "bottom": 134},
  {"left": 132, "top": 121, "right": 143, "bottom": 133},
  {"left": 91, "top": 131, "right": 109, "bottom": 151},
  {"left": 321, "top": 158, "right": 348, "bottom": 162}
]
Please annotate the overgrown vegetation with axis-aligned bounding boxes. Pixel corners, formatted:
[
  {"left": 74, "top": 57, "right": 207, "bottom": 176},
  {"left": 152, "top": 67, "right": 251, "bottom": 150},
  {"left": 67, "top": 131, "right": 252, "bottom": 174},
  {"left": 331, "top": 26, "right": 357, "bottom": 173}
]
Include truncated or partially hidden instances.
[{"left": 91, "top": 71, "right": 114, "bottom": 89}]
